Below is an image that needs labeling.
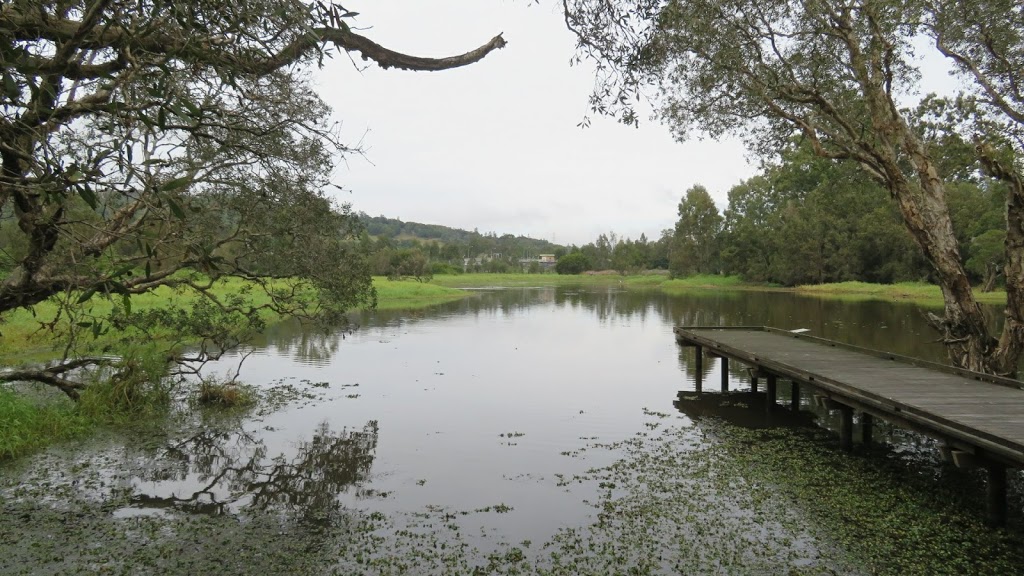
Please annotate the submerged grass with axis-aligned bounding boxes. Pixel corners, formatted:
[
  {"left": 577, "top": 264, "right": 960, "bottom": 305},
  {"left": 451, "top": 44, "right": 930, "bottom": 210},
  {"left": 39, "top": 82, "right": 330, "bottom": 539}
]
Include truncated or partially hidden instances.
[
  {"left": 0, "top": 374, "right": 173, "bottom": 461},
  {"left": 0, "top": 387, "right": 89, "bottom": 460},
  {"left": 195, "top": 381, "right": 256, "bottom": 408}
]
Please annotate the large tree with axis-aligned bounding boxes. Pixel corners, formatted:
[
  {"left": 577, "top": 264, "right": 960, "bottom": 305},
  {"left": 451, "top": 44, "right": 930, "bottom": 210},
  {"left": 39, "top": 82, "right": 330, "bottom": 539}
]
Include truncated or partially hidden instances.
[
  {"left": 671, "top": 184, "right": 722, "bottom": 275},
  {"left": 0, "top": 1, "right": 504, "bottom": 397},
  {"left": 564, "top": 0, "right": 1024, "bottom": 375}
]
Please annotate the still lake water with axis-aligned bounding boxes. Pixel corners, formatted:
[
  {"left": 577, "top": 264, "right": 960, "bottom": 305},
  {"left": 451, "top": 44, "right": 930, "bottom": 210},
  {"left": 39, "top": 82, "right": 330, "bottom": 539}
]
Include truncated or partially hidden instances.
[{"left": 2, "top": 286, "right": 1021, "bottom": 574}]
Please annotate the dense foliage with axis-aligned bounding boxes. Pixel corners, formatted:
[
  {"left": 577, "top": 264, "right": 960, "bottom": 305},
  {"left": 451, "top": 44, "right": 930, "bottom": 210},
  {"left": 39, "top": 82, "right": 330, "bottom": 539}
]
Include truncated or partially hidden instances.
[
  {"left": 564, "top": 0, "right": 1024, "bottom": 374},
  {"left": 555, "top": 251, "right": 592, "bottom": 274},
  {"left": 0, "top": 1, "right": 503, "bottom": 397}
]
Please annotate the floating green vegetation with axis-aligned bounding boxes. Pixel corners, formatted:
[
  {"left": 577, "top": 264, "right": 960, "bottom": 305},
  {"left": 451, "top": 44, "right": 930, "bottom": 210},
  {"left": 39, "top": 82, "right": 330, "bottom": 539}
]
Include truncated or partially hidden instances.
[
  {"left": 3, "top": 407, "right": 1023, "bottom": 575},
  {"left": 716, "top": 425, "right": 1024, "bottom": 575}
]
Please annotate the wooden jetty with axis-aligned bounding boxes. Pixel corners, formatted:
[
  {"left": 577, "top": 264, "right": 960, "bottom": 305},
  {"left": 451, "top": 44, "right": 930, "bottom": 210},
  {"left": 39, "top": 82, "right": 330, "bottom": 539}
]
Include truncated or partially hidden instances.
[{"left": 674, "top": 325, "right": 1024, "bottom": 526}]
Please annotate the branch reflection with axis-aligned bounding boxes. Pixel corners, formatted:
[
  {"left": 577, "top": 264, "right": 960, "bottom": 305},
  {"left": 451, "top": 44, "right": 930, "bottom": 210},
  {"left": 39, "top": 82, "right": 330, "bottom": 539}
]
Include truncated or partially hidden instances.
[{"left": 129, "top": 420, "right": 378, "bottom": 519}]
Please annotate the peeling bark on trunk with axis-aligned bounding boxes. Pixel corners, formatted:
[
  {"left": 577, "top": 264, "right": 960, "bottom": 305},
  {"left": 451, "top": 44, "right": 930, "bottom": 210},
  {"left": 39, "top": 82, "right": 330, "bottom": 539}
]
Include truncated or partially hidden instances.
[
  {"left": 891, "top": 174, "right": 997, "bottom": 373},
  {"left": 978, "top": 143, "right": 1024, "bottom": 377},
  {"left": 886, "top": 128, "right": 1000, "bottom": 373}
]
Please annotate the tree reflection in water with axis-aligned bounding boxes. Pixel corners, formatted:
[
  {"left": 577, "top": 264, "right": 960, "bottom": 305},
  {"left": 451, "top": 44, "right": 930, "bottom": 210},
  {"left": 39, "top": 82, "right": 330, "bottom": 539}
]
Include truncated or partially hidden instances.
[{"left": 129, "top": 420, "right": 378, "bottom": 519}]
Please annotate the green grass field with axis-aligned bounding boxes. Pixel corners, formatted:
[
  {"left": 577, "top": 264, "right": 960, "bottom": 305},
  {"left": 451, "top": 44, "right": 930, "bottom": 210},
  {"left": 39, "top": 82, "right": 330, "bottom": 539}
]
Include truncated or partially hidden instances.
[
  {"left": 433, "top": 273, "right": 1006, "bottom": 305},
  {"left": 1, "top": 277, "right": 469, "bottom": 364},
  {"left": 372, "top": 278, "right": 470, "bottom": 309},
  {"left": 431, "top": 272, "right": 675, "bottom": 288},
  {"left": 795, "top": 281, "right": 1007, "bottom": 305}
]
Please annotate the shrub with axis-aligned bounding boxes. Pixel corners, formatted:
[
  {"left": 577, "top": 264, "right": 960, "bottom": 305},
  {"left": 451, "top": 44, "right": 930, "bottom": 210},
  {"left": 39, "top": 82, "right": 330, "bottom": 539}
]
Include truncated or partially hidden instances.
[
  {"left": 556, "top": 252, "right": 592, "bottom": 275},
  {"left": 431, "top": 262, "right": 462, "bottom": 275},
  {"left": 196, "top": 380, "right": 254, "bottom": 408}
]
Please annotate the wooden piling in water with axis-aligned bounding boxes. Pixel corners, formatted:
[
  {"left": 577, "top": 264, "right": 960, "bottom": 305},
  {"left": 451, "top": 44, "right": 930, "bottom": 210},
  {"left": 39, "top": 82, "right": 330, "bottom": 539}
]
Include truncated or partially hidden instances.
[
  {"left": 839, "top": 405, "right": 854, "bottom": 452},
  {"left": 694, "top": 346, "right": 704, "bottom": 392},
  {"left": 674, "top": 326, "right": 1024, "bottom": 524},
  {"left": 988, "top": 464, "right": 1008, "bottom": 527},
  {"left": 861, "top": 413, "right": 873, "bottom": 447},
  {"left": 721, "top": 357, "right": 729, "bottom": 392},
  {"left": 766, "top": 374, "right": 777, "bottom": 413}
]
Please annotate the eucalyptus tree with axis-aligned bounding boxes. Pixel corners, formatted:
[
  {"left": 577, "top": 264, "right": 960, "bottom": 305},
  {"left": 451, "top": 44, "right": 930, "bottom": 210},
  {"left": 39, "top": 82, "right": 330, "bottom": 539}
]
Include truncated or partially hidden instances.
[
  {"left": 563, "top": 0, "right": 1024, "bottom": 374},
  {"left": 0, "top": 1, "right": 505, "bottom": 397}
]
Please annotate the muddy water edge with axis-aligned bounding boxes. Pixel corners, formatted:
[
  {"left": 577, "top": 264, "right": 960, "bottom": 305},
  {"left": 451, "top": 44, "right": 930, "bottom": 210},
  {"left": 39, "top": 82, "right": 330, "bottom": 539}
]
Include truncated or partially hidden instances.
[{"left": 2, "top": 286, "right": 1023, "bottom": 575}]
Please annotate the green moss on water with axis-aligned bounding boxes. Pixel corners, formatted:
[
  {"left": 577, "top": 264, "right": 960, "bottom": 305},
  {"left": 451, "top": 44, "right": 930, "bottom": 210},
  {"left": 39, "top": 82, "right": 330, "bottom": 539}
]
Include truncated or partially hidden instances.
[
  {"left": 3, "top": 411, "right": 1024, "bottom": 574},
  {"left": 715, "top": 425, "right": 1024, "bottom": 575}
]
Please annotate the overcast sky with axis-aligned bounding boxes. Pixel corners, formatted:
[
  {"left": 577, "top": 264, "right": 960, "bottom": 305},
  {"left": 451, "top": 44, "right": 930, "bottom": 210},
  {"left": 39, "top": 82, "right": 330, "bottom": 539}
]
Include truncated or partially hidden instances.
[
  {"left": 315, "top": 1, "right": 756, "bottom": 246},
  {"left": 315, "top": 2, "right": 962, "bottom": 247}
]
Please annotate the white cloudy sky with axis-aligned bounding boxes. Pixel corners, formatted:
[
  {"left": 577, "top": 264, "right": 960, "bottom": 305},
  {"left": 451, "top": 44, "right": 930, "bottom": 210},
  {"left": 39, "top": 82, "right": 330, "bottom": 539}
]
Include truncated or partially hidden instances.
[
  {"left": 314, "top": 1, "right": 756, "bottom": 246},
  {"left": 314, "top": 2, "right": 962, "bottom": 246}
]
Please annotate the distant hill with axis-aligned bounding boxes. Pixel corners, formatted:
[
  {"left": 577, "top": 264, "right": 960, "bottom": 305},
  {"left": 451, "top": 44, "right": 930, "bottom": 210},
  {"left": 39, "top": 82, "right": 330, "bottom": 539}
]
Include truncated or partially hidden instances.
[{"left": 360, "top": 214, "right": 564, "bottom": 257}]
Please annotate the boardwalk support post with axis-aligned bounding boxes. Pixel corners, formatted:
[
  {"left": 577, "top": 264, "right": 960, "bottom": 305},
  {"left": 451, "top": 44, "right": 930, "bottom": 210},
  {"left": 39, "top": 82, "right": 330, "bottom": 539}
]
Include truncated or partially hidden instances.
[
  {"left": 861, "top": 413, "right": 873, "bottom": 446},
  {"left": 694, "top": 346, "right": 703, "bottom": 391},
  {"left": 721, "top": 357, "right": 729, "bottom": 392},
  {"left": 790, "top": 382, "right": 800, "bottom": 411},
  {"left": 839, "top": 405, "right": 854, "bottom": 452},
  {"left": 766, "top": 374, "right": 777, "bottom": 413},
  {"left": 987, "top": 464, "right": 1008, "bottom": 527}
]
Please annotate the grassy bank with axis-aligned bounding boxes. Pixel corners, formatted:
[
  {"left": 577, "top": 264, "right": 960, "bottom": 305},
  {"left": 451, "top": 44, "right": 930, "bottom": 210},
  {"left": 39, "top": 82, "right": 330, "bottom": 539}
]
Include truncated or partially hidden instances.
[
  {"left": 433, "top": 273, "right": 1007, "bottom": 306},
  {"left": 0, "top": 387, "right": 90, "bottom": 459},
  {"left": 796, "top": 281, "right": 1007, "bottom": 305},
  {"left": 1, "top": 277, "right": 469, "bottom": 362},
  {"left": 373, "top": 278, "right": 470, "bottom": 309},
  {"left": 433, "top": 272, "right": 676, "bottom": 288},
  {"left": 0, "top": 277, "right": 468, "bottom": 459}
]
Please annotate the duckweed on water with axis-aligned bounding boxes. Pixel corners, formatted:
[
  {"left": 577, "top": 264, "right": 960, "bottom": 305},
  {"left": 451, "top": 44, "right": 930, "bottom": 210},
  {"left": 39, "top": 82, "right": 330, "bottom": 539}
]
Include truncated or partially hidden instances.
[{"left": 2, "top": 410, "right": 1024, "bottom": 575}]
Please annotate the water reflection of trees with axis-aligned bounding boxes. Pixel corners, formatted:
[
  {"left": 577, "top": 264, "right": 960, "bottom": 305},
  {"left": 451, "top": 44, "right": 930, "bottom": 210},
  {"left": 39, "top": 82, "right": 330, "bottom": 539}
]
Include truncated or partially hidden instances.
[
  {"left": 676, "top": 345, "right": 716, "bottom": 385},
  {"left": 131, "top": 420, "right": 378, "bottom": 519},
  {"left": 245, "top": 284, "right": 1005, "bottom": 366}
]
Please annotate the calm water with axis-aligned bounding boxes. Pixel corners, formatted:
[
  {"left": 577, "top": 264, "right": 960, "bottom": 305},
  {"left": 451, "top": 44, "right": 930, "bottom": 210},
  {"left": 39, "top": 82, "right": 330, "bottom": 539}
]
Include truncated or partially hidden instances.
[{"left": 1, "top": 286, "right": 1018, "bottom": 574}]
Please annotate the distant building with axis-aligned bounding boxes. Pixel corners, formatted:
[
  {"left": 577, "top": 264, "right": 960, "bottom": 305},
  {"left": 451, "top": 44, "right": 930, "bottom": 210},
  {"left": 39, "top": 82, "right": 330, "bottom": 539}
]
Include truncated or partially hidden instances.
[{"left": 538, "top": 254, "right": 556, "bottom": 264}]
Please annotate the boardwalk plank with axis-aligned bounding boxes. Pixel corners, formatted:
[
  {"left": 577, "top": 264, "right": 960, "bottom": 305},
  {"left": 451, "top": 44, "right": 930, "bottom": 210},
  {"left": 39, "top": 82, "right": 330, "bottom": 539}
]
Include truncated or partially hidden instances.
[{"left": 676, "top": 327, "right": 1024, "bottom": 465}]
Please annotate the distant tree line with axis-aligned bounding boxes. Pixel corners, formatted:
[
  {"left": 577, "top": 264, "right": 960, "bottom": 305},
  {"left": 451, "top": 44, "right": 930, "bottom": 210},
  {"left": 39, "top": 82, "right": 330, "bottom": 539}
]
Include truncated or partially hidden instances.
[
  {"left": 358, "top": 215, "right": 565, "bottom": 278},
  {"left": 668, "top": 143, "right": 1005, "bottom": 289},
  {"left": 556, "top": 140, "right": 1004, "bottom": 290},
  {"left": 558, "top": 232, "right": 672, "bottom": 275}
]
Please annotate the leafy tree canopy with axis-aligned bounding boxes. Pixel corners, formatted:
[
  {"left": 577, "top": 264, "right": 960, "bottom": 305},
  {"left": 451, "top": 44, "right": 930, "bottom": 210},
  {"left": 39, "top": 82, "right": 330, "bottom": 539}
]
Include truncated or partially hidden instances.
[
  {"left": 0, "top": 1, "right": 504, "bottom": 397},
  {"left": 563, "top": 0, "right": 1024, "bottom": 374}
]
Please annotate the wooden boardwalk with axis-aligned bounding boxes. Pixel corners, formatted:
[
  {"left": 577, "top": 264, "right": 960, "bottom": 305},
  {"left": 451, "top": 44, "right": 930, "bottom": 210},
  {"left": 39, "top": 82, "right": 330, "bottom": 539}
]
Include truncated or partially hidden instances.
[{"left": 674, "top": 326, "right": 1024, "bottom": 525}]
